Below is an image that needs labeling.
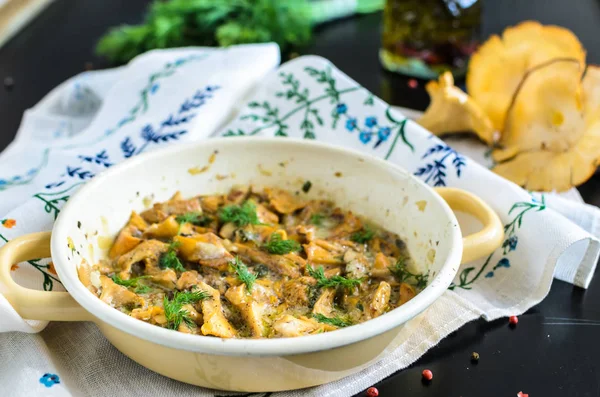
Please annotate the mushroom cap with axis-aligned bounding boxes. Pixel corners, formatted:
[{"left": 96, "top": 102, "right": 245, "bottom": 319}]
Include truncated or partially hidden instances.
[
  {"left": 492, "top": 65, "right": 600, "bottom": 191},
  {"left": 467, "top": 21, "right": 586, "bottom": 132}
]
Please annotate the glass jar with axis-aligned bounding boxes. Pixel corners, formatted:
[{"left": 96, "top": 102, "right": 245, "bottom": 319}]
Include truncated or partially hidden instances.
[{"left": 380, "top": 0, "right": 481, "bottom": 79}]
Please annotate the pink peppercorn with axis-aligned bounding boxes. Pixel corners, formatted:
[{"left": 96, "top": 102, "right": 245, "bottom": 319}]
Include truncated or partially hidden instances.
[
  {"left": 509, "top": 315, "right": 519, "bottom": 325},
  {"left": 408, "top": 79, "right": 418, "bottom": 89},
  {"left": 422, "top": 369, "right": 433, "bottom": 381},
  {"left": 366, "top": 387, "right": 379, "bottom": 397}
]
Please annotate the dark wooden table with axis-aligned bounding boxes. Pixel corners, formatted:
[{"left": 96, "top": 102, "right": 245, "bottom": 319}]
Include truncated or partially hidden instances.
[{"left": 1, "top": 1, "right": 600, "bottom": 396}]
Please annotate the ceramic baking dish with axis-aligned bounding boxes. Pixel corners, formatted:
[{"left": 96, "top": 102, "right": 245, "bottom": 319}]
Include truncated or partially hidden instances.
[{"left": 0, "top": 138, "right": 503, "bottom": 391}]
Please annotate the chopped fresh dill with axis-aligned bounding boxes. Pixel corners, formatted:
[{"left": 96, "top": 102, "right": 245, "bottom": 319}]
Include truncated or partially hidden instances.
[
  {"left": 262, "top": 233, "right": 301, "bottom": 255},
  {"left": 163, "top": 290, "right": 211, "bottom": 330},
  {"left": 307, "top": 264, "right": 362, "bottom": 290},
  {"left": 309, "top": 213, "right": 324, "bottom": 226},
  {"left": 230, "top": 256, "right": 257, "bottom": 291},
  {"left": 350, "top": 226, "right": 375, "bottom": 244},
  {"left": 389, "top": 258, "right": 429, "bottom": 289},
  {"left": 134, "top": 285, "right": 152, "bottom": 294},
  {"left": 159, "top": 241, "right": 185, "bottom": 272},
  {"left": 175, "top": 212, "right": 212, "bottom": 226},
  {"left": 111, "top": 274, "right": 150, "bottom": 288},
  {"left": 219, "top": 201, "right": 261, "bottom": 227},
  {"left": 313, "top": 313, "right": 352, "bottom": 328},
  {"left": 175, "top": 212, "right": 211, "bottom": 234},
  {"left": 302, "top": 180, "right": 312, "bottom": 193}
]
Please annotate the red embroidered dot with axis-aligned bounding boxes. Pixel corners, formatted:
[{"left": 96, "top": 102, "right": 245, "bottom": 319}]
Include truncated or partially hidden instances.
[
  {"left": 517, "top": 392, "right": 529, "bottom": 397},
  {"left": 509, "top": 315, "right": 519, "bottom": 325},
  {"left": 408, "top": 79, "right": 418, "bottom": 89},
  {"left": 366, "top": 387, "right": 379, "bottom": 397},
  {"left": 422, "top": 369, "right": 433, "bottom": 381}
]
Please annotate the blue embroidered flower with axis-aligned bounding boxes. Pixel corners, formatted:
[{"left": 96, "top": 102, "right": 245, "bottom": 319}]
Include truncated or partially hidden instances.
[
  {"left": 496, "top": 258, "right": 511, "bottom": 268},
  {"left": 346, "top": 118, "right": 357, "bottom": 132},
  {"left": 174, "top": 58, "right": 186, "bottom": 66},
  {"left": 0, "top": 179, "right": 6, "bottom": 186},
  {"left": 40, "top": 373, "right": 60, "bottom": 388},
  {"left": 12, "top": 176, "right": 21, "bottom": 181},
  {"left": 502, "top": 236, "right": 518, "bottom": 252},
  {"left": 150, "top": 83, "right": 159, "bottom": 94},
  {"left": 485, "top": 271, "right": 494, "bottom": 278},
  {"left": 335, "top": 103, "right": 348, "bottom": 114},
  {"left": 359, "top": 131, "right": 372, "bottom": 144},
  {"left": 377, "top": 127, "right": 391, "bottom": 141},
  {"left": 365, "top": 116, "right": 377, "bottom": 127},
  {"left": 27, "top": 168, "right": 37, "bottom": 176}
]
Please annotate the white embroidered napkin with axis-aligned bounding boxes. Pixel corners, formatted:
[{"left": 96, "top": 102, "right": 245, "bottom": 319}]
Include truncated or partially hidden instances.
[{"left": 0, "top": 48, "right": 599, "bottom": 397}]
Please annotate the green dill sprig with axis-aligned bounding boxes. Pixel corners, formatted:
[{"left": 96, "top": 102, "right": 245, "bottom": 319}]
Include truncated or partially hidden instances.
[
  {"left": 389, "top": 258, "right": 429, "bottom": 289},
  {"left": 163, "top": 289, "right": 211, "bottom": 330},
  {"left": 159, "top": 241, "right": 185, "bottom": 272},
  {"left": 175, "top": 212, "right": 212, "bottom": 234},
  {"left": 313, "top": 313, "right": 352, "bottom": 328},
  {"left": 262, "top": 233, "right": 301, "bottom": 255},
  {"left": 111, "top": 274, "right": 150, "bottom": 287},
  {"left": 350, "top": 226, "right": 375, "bottom": 244},
  {"left": 176, "top": 212, "right": 212, "bottom": 226},
  {"left": 134, "top": 285, "right": 152, "bottom": 294},
  {"left": 307, "top": 264, "right": 361, "bottom": 290},
  {"left": 219, "top": 201, "right": 261, "bottom": 227},
  {"left": 309, "top": 213, "right": 324, "bottom": 226},
  {"left": 95, "top": 0, "right": 312, "bottom": 65},
  {"left": 111, "top": 275, "right": 154, "bottom": 294},
  {"left": 230, "top": 256, "right": 257, "bottom": 291}
]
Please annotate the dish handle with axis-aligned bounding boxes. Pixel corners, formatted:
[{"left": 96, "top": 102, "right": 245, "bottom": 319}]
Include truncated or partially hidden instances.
[
  {"left": 0, "top": 231, "right": 92, "bottom": 322},
  {"left": 435, "top": 188, "right": 504, "bottom": 264}
]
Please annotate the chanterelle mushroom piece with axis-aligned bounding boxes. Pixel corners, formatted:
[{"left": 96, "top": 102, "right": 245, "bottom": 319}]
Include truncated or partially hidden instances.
[
  {"left": 467, "top": 21, "right": 586, "bottom": 132},
  {"left": 492, "top": 63, "right": 600, "bottom": 191},
  {"left": 417, "top": 72, "right": 496, "bottom": 144}
]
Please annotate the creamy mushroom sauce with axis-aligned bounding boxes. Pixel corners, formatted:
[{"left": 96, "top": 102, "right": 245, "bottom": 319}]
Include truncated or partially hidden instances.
[{"left": 78, "top": 186, "right": 429, "bottom": 338}]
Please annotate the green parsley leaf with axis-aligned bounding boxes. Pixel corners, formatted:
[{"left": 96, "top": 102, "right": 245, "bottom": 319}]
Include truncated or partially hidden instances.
[
  {"left": 309, "top": 213, "right": 324, "bottom": 226},
  {"left": 163, "top": 290, "right": 210, "bottom": 330},
  {"left": 350, "top": 226, "right": 375, "bottom": 244},
  {"left": 230, "top": 256, "right": 257, "bottom": 291},
  {"left": 389, "top": 258, "right": 429, "bottom": 290},
  {"left": 262, "top": 233, "right": 301, "bottom": 255},
  {"left": 313, "top": 313, "right": 352, "bottom": 328},
  {"left": 159, "top": 241, "right": 185, "bottom": 272},
  {"left": 307, "top": 264, "right": 361, "bottom": 290},
  {"left": 219, "top": 201, "right": 261, "bottom": 227}
]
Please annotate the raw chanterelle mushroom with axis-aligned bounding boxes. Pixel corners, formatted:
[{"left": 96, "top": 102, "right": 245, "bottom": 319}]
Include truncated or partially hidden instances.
[
  {"left": 417, "top": 20, "right": 600, "bottom": 192},
  {"left": 492, "top": 63, "right": 600, "bottom": 192},
  {"left": 416, "top": 72, "right": 496, "bottom": 145},
  {"left": 467, "top": 21, "right": 586, "bottom": 132}
]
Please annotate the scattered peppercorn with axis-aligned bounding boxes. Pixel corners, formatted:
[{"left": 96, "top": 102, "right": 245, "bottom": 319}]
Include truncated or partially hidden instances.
[
  {"left": 509, "top": 315, "right": 519, "bottom": 326},
  {"left": 366, "top": 386, "right": 379, "bottom": 397},
  {"left": 422, "top": 369, "right": 433, "bottom": 381},
  {"left": 408, "top": 79, "right": 418, "bottom": 89},
  {"left": 4, "top": 76, "right": 14, "bottom": 90},
  {"left": 471, "top": 351, "right": 480, "bottom": 362},
  {"left": 517, "top": 392, "right": 529, "bottom": 397},
  {"left": 302, "top": 180, "right": 312, "bottom": 193}
]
